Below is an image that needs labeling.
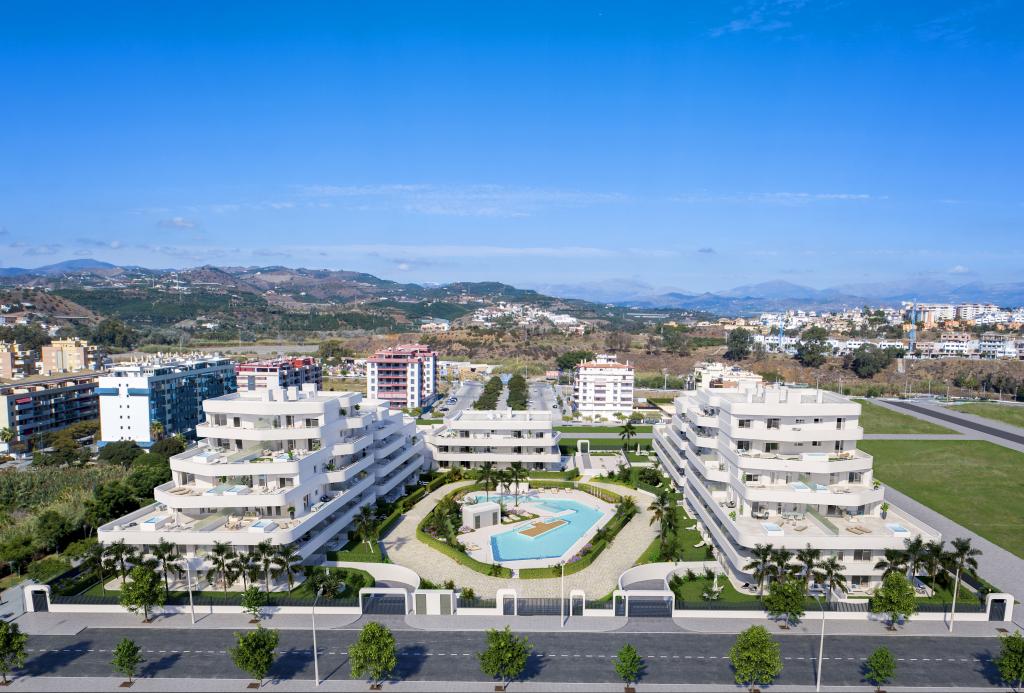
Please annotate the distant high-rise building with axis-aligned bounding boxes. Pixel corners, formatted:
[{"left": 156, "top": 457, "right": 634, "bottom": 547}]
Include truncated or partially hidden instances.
[
  {"left": 366, "top": 344, "right": 438, "bottom": 409},
  {"left": 0, "top": 341, "right": 38, "bottom": 380},
  {"left": 0, "top": 373, "right": 99, "bottom": 447},
  {"left": 98, "top": 356, "right": 237, "bottom": 446},
  {"left": 39, "top": 338, "right": 102, "bottom": 375},
  {"left": 573, "top": 354, "right": 634, "bottom": 421}
]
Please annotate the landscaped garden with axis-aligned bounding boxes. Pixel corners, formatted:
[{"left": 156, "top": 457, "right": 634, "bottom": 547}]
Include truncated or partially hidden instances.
[
  {"left": 860, "top": 439, "right": 1024, "bottom": 557},
  {"left": 853, "top": 399, "right": 954, "bottom": 434},
  {"left": 635, "top": 506, "right": 710, "bottom": 564}
]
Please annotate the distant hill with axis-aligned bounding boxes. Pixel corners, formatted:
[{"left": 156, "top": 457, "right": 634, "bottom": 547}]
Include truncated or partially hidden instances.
[{"left": 0, "top": 259, "right": 119, "bottom": 277}]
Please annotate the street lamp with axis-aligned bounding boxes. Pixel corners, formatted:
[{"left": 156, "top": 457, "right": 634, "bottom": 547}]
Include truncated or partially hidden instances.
[
  {"left": 813, "top": 593, "right": 826, "bottom": 692},
  {"left": 312, "top": 587, "right": 322, "bottom": 686}
]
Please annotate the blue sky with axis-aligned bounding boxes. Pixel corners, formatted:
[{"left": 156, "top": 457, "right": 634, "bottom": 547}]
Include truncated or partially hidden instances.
[{"left": 1, "top": 1, "right": 1022, "bottom": 293}]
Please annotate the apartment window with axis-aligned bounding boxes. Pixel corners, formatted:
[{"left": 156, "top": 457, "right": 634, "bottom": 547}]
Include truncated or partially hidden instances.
[
  {"left": 233, "top": 417, "right": 240, "bottom": 427},
  {"left": 835, "top": 441, "right": 844, "bottom": 452},
  {"left": 766, "top": 418, "right": 780, "bottom": 429},
  {"left": 764, "top": 442, "right": 778, "bottom": 453},
  {"left": 737, "top": 440, "right": 751, "bottom": 452},
  {"left": 848, "top": 471, "right": 863, "bottom": 484},
  {"left": 836, "top": 417, "right": 844, "bottom": 430},
  {"left": 853, "top": 549, "right": 871, "bottom": 561},
  {"left": 795, "top": 419, "right": 805, "bottom": 424},
  {"left": 813, "top": 418, "right": 822, "bottom": 424},
  {"left": 744, "top": 473, "right": 758, "bottom": 483},
  {"left": 812, "top": 441, "right": 821, "bottom": 447},
  {"left": 738, "top": 419, "right": 751, "bottom": 429}
]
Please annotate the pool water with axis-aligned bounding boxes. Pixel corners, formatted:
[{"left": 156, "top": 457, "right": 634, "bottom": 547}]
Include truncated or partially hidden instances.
[{"left": 469, "top": 493, "right": 606, "bottom": 562}]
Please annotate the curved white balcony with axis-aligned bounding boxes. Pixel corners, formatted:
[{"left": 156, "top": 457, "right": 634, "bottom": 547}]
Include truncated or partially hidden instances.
[
  {"left": 730, "top": 479, "right": 884, "bottom": 507},
  {"left": 332, "top": 433, "right": 373, "bottom": 456},
  {"left": 322, "top": 454, "right": 375, "bottom": 483},
  {"left": 720, "top": 421, "right": 864, "bottom": 443},
  {"left": 683, "top": 445, "right": 729, "bottom": 483},
  {"left": 721, "top": 447, "right": 873, "bottom": 474}
]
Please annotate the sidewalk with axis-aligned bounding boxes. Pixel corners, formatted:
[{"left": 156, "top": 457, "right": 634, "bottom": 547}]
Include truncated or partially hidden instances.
[
  {"left": 673, "top": 615, "right": 1020, "bottom": 637},
  {"left": 13, "top": 610, "right": 363, "bottom": 635}
]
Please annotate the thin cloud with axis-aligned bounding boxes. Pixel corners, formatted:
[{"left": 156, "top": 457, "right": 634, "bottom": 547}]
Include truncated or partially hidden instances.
[
  {"left": 158, "top": 216, "right": 199, "bottom": 230},
  {"left": 711, "top": 0, "right": 809, "bottom": 37},
  {"left": 697, "top": 247, "right": 716, "bottom": 254},
  {"left": 23, "top": 244, "right": 62, "bottom": 256},
  {"left": 948, "top": 264, "right": 971, "bottom": 274},
  {"left": 673, "top": 191, "right": 877, "bottom": 206}
]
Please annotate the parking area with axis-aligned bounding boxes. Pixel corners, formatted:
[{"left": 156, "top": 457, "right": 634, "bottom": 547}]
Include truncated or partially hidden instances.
[
  {"left": 528, "top": 381, "right": 560, "bottom": 418},
  {"left": 441, "top": 380, "right": 483, "bottom": 418}
]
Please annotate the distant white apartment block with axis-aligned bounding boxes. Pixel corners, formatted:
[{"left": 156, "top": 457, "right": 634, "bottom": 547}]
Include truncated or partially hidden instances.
[
  {"left": 653, "top": 363, "right": 940, "bottom": 592},
  {"left": 236, "top": 357, "right": 322, "bottom": 393},
  {"left": 39, "top": 338, "right": 102, "bottom": 375},
  {"left": 98, "top": 385, "right": 427, "bottom": 561},
  {"left": 426, "top": 409, "right": 563, "bottom": 471},
  {"left": 573, "top": 354, "right": 634, "bottom": 421},
  {"left": 366, "top": 344, "right": 438, "bottom": 409},
  {"left": 99, "top": 356, "right": 237, "bottom": 446}
]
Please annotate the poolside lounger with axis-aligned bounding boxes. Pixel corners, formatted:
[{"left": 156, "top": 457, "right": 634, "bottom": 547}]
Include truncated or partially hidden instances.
[{"left": 694, "top": 541, "right": 706, "bottom": 548}]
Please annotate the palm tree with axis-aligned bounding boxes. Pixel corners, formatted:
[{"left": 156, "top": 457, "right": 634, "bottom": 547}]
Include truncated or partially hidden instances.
[
  {"left": 647, "top": 492, "right": 676, "bottom": 556},
  {"left": 149, "top": 421, "right": 164, "bottom": 442},
  {"left": 874, "top": 548, "right": 908, "bottom": 577},
  {"left": 209, "top": 541, "right": 236, "bottom": 594},
  {"left": 354, "top": 506, "right": 378, "bottom": 554},
  {"left": 903, "top": 535, "right": 926, "bottom": 579},
  {"left": 743, "top": 544, "right": 775, "bottom": 597},
  {"left": 769, "top": 548, "right": 795, "bottom": 585},
  {"left": 508, "top": 462, "right": 528, "bottom": 507},
  {"left": 151, "top": 538, "right": 179, "bottom": 592},
  {"left": 80, "top": 541, "right": 109, "bottom": 593},
  {"left": 229, "top": 551, "right": 254, "bottom": 590},
  {"left": 924, "top": 539, "right": 946, "bottom": 587},
  {"left": 106, "top": 540, "right": 138, "bottom": 581},
  {"left": 273, "top": 545, "right": 303, "bottom": 592},
  {"left": 479, "top": 461, "right": 496, "bottom": 502},
  {"left": 619, "top": 420, "right": 637, "bottom": 452},
  {"left": 253, "top": 540, "right": 278, "bottom": 592},
  {"left": 795, "top": 545, "right": 821, "bottom": 589},
  {"left": 0, "top": 427, "right": 14, "bottom": 444},
  {"left": 812, "top": 556, "right": 848, "bottom": 601},
  {"left": 616, "top": 495, "right": 637, "bottom": 517},
  {"left": 947, "top": 537, "right": 982, "bottom": 632},
  {"left": 304, "top": 566, "right": 343, "bottom": 599}
]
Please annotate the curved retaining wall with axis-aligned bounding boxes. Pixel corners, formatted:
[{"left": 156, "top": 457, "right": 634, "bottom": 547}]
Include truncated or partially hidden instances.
[{"left": 325, "top": 560, "right": 421, "bottom": 590}]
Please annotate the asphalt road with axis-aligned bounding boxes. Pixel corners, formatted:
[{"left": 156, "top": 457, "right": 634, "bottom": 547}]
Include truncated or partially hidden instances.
[
  {"left": 442, "top": 381, "right": 483, "bottom": 419},
  {"left": 528, "top": 381, "right": 559, "bottom": 417},
  {"left": 887, "top": 401, "right": 1024, "bottom": 446},
  {"left": 18, "top": 627, "right": 1007, "bottom": 688}
]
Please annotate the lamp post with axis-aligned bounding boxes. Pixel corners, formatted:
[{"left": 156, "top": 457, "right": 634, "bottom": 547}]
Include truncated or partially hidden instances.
[
  {"left": 814, "top": 594, "right": 826, "bottom": 692},
  {"left": 312, "top": 588, "right": 322, "bottom": 686},
  {"left": 182, "top": 557, "right": 198, "bottom": 625}
]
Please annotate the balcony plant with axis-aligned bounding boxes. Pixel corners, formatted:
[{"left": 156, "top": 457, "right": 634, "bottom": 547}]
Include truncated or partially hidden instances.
[
  {"left": 287, "top": 506, "right": 295, "bottom": 519},
  {"left": 880, "top": 502, "right": 890, "bottom": 519}
]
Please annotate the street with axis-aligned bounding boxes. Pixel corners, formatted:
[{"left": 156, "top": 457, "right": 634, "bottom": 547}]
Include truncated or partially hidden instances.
[
  {"left": 16, "top": 625, "right": 1006, "bottom": 688},
  {"left": 442, "top": 381, "right": 483, "bottom": 418}
]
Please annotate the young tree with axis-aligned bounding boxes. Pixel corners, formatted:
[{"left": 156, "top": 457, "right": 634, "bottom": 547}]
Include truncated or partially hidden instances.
[
  {"left": 349, "top": 621, "right": 398, "bottom": 688},
  {"left": 112, "top": 637, "right": 144, "bottom": 685},
  {"left": 619, "top": 420, "right": 638, "bottom": 451},
  {"left": 763, "top": 578, "right": 807, "bottom": 627},
  {"left": 0, "top": 621, "right": 28, "bottom": 685},
  {"left": 864, "top": 646, "right": 896, "bottom": 692},
  {"left": 478, "top": 626, "right": 532, "bottom": 691},
  {"left": 614, "top": 643, "right": 643, "bottom": 689},
  {"left": 870, "top": 572, "right": 918, "bottom": 630},
  {"left": 729, "top": 625, "right": 783, "bottom": 692},
  {"left": 725, "top": 327, "right": 753, "bottom": 361},
  {"left": 996, "top": 632, "right": 1024, "bottom": 692},
  {"left": 120, "top": 564, "right": 166, "bottom": 623},
  {"left": 508, "top": 462, "right": 528, "bottom": 506},
  {"left": 354, "top": 506, "right": 378, "bottom": 555},
  {"left": 229, "top": 627, "right": 279, "bottom": 688},
  {"left": 304, "top": 566, "right": 344, "bottom": 599},
  {"left": 479, "top": 461, "right": 496, "bottom": 502},
  {"left": 947, "top": 536, "right": 982, "bottom": 632},
  {"left": 241, "top": 585, "right": 267, "bottom": 622}
]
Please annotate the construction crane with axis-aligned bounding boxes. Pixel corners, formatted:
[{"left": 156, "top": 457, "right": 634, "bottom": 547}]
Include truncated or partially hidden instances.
[{"left": 908, "top": 300, "right": 917, "bottom": 354}]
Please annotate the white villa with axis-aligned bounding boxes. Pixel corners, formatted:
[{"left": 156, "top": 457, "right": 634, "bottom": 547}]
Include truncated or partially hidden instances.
[
  {"left": 653, "top": 363, "right": 941, "bottom": 592},
  {"left": 98, "top": 384, "right": 427, "bottom": 565},
  {"left": 573, "top": 354, "right": 634, "bottom": 421},
  {"left": 425, "top": 408, "right": 563, "bottom": 471}
]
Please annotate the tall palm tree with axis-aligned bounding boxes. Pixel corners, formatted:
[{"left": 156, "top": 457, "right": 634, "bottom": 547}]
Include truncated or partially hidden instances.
[
  {"left": 273, "top": 545, "right": 303, "bottom": 592},
  {"left": 947, "top": 537, "right": 982, "bottom": 632},
  {"left": 647, "top": 492, "right": 676, "bottom": 556},
  {"left": 80, "top": 541, "right": 108, "bottom": 593},
  {"left": 619, "top": 420, "right": 638, "bottom": 452},
  {"left": 229, "top": 551, "right": 254, "bottom": 590},
  {"left": 253, "top": 540, "right": 277, "bottom": 592},
  {"left": 479, "top": 461, "right": 496, "bottom": 502},
  {"left": 494, "top": 469, "right": 511, "bottom": 497},
  {"left": 812, "top": 556, "right": 848, "bottom": 602},
  {"left": 304, "top": 566, "right": 343, "bottom": 599},
  {"left": 209, "top": 541, "right": 236, "bottom": 594},
  {"left": 769, "top": 548, "right": 795, "bottom": 585},
  {"left": 151, "top": 538, "right": 179, "bottom": 592},
  {"left": 508, "top": 462, "right": 528, "bottom": 507},
  {"left": 924, "top": 539, "right": 946, "bottom": 586},
  {"left": 743, "top": 544, "right": 775, "bottom": 597},
  {"left": 106, "top": 540, "right": 138, "bottom": 581},
  {"left": 149, "top": 421, "right": 165, "bottom": 442},
  {"left": 795, "top": 545, "right": 821, "bottom": 589},
  {"left": 903, "top": 535, "right": 926, "bottom": 579},
  {"left": 874, "top": 548, "right": 908, "bottom": 577},
  {"left": 354, "top": 506, "right": 378, "bottom": 554}
]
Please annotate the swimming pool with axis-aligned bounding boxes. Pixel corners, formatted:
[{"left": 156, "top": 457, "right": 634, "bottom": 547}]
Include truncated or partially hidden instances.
[{"left": 470, "top": 494, "right": 606, "bottom": 562}]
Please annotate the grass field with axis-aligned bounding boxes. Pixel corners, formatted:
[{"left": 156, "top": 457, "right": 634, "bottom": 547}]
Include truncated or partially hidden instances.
[
  {"left": 555, "top": 425, "right": 653, "bottom": 434},
  {"left": 860, "top": 439, "right": 1024, "bottom": 558},
  {"left": 951, "top": 402, "right": 1024, "bottom": 429},
  {"left": 854, "top": 399, "right": 954, "bottom": 434}
]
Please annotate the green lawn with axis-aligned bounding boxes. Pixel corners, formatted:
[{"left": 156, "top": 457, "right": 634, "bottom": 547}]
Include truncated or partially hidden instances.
[
  {"left": 325, "top": 542, "right": 387, "bottom": 563},
  {"left": 854, "top": 399, "right": 954, "bottom": 434},
  {"left": 951, "top": 402, "right": 1024, "bottom": 430},
  {"left": 636, "top": 507, "right": 709, "bottom": 564},
  {"left": 671, "top": 575, "right": 759, "bottom": 604},
  {"left": 860, "top": 439, "right": 1024, "bottom": 557}
]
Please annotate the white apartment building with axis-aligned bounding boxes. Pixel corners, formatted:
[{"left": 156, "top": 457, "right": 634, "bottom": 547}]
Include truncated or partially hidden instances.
[
  {"left": 426, "top": 409, "right": 563, "bottom": 471},
  {"left": 573, "top": 354, "right": 634, "bottom": 421},
  {"left": 653, "top": 364, "right": 940, "bottom": 591},
  {"left": 98, "top": 356, "right": 237, "bottom": 446},
  {"left": 98, "top": 385, "right": 427, "bottom": 563},
  {"left": 366, "top": 344, "right": 438, "bottom": 410},
  {"left": 979, "top": 332, "right": 1020, "bottom": 359}
]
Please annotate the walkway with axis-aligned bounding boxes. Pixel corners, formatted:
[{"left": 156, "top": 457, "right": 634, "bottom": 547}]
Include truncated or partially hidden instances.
[
  {"left": 872, "top": 398, "right": 1024, "bottom": 453},
  {"left": 379, "top": 480, "right": 658, "bottom": 598}
]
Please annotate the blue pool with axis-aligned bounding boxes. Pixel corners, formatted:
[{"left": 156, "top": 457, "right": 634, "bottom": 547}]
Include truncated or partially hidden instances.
[{"left": 470, "top": 494, "right": 606, "bottom": 562}]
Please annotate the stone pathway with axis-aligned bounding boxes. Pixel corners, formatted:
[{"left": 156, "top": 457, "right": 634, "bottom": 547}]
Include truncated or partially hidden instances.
[{"left": 379, "top": 479, "right": 658, "bottom": 598}]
